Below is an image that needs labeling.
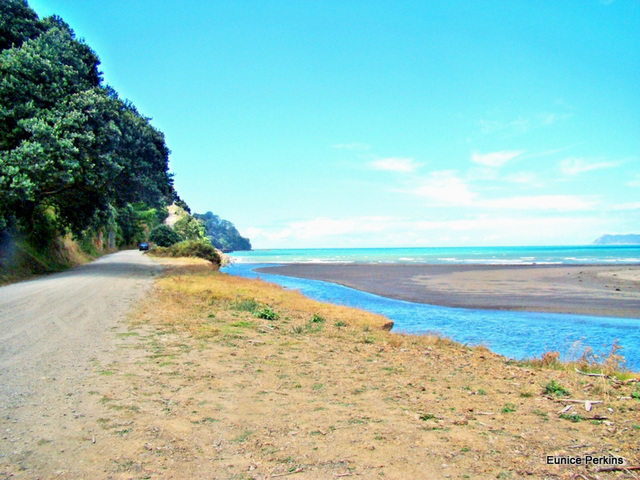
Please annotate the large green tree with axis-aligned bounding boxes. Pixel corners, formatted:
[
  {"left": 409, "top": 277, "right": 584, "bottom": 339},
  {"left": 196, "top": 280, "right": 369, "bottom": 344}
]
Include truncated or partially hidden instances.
[
  {"left": 0, "top": 4, "right": 174, "bottom": 236},
  {"left": 0, "top": 0, "right": 45, "bottom": 52}
]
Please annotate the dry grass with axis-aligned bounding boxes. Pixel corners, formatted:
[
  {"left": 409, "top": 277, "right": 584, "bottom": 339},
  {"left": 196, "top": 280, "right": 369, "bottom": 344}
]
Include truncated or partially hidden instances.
[
  {"left": 45, "top": 257, "right": 640, "bottom": 479},
  {"left": 143, "top": 258, "right": 394, "bottom": 335}
]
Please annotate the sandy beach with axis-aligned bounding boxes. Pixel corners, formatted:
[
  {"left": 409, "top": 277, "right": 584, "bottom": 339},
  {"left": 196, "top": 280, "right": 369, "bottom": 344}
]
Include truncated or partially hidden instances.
[{"left": 257, "top": 264, "right": 640, "bottom": 318}]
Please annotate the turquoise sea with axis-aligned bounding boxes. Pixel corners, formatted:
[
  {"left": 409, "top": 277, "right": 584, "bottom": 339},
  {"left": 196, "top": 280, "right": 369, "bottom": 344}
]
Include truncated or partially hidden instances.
[
  {"left": 224, "top": 245, "right": 640, "bottom": 370},
  {"left": 230, "top": 245, "right": 640, "bottom": 265}
]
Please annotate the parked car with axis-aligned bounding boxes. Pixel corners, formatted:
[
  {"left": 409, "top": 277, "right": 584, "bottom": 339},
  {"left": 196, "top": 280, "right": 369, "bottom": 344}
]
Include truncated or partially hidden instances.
[{"left": 139, "top": 242, "right": 149, "bottom": 251}]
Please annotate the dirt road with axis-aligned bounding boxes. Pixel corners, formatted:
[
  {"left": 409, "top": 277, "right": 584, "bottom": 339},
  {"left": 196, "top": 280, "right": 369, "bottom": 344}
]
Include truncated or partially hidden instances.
[{"left": 0, "top": 250, "right": 162, "bottom": 477}]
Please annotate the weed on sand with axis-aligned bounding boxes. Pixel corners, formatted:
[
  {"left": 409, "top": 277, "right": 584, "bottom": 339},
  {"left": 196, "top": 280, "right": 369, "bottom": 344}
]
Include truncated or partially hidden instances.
[{"left": 80, "top": 258, "right": 639, "bottom": 479}]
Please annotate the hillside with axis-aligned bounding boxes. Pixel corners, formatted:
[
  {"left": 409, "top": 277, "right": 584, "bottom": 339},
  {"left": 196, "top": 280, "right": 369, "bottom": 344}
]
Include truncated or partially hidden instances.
[
  {"left": 194, "top": 211, "right": 252, "bottom": 252},
  {"left": 594, "top": 234, "right": 640, "bottom": 245}
]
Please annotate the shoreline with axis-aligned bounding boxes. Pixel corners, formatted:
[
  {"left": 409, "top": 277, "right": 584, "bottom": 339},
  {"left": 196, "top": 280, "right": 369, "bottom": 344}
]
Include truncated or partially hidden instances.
[{"left": 255, "top": 263, "right": 640, "bottom": 319}]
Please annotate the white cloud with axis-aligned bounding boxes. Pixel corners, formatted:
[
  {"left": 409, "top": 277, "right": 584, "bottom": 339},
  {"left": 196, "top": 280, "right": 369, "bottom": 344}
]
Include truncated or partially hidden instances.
[
  {"left": 404, "top": 171, "right": 595, "bottom": 211},
  {"left": 471, "top": 150, "right": 523, "bottom": 167},
  {"left": 504, "top": 172, "right": 539, "bottom": 185},
  {"left": 410, "top": 171, "right": 476, "bottom": 205},
  {"left": 484, "top": 195, "right": 598, "bottom": 211},
  {"left": 245, "top": 214, "right": 607, "bottom": 249},
  {"left": 246, "top": 216, "right": 396, "bottom": 246},
  {"left": 245, "top": 226, "right": 293, "bottom": 243},
  {"left": 479, "top": 111, "right": 572, "bottom": 137},
  {"left": 559, "top": 158, "right": 620, "bottom": 175},
  {"left": 370, "top": 157, "right": 422, "bottom": 173},
  {"left": 626, "top": 175, "right": 640, "bottom": 188},
  {"left": 609, "top": 202, "right": 640, "bottom": 211}
]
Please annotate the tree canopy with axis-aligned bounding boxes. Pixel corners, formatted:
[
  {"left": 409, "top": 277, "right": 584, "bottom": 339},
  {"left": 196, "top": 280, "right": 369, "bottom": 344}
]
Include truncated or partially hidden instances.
[
  {"left": 194, "top": 212, "right": 251, "bottom": 252},
  {"left": 0, "top": 1, "right": 174, "bottom": 236}
]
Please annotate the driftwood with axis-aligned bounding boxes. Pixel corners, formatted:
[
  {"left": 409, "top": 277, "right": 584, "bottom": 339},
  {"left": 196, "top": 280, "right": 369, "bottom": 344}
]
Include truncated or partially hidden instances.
[
  {"left": 271, "top": 467, "right": 305, "bottom": 477},
  {"left": 557, "top": 399, "right": 603, "bottom": 403},
  {"left": 575, "top": 368, "right": 608, "bottom": 377},
  {"left": 597, "top": 465, "right": 640, "bottom": 473},
  {"left": 555, "top": 398, "right": 603, "bottom": 411}
]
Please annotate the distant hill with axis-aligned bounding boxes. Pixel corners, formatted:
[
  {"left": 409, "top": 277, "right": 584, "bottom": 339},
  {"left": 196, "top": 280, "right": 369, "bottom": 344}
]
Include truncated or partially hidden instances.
[
  {"left": 593, "top": 234, "right": 640, "bottom": 245},
  {"left": 193, "top": 212, "right": 252, "bottom": 252}
]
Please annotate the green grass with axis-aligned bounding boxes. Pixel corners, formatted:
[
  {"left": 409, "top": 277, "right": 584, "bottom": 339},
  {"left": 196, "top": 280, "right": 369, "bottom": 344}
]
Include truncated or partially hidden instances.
[
  {"left": 231, "top": 298, "right": 261, "bottom": 312},
  {"left": 544, "top": 379, "right": 570, "bottom": 397},
  {"left": 559, "top": 413, "right": 584, "bottom": 422},
  {"left": 420, "top": 413, "right": 437, "bottom": 421},
  {"left": 254, "top": 307, "right": 279, "bottom": 320}
]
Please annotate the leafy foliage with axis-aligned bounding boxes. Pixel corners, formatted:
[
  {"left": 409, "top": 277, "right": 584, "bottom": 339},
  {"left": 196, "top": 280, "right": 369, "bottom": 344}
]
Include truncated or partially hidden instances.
[
  {"left": 254, "top": 306, "right": 279, "bottom": 320},
  {"left": 173, "top": 215, "right": 206, "bottom": 241},
  {"left": 150, "top": 240, "right": 221, "bottom": 268},
  {"left": 0, "top": 0, "right": 45, "bottom": 52},
  {"left": 194, "top": 211, "right": 251, "bottom": 252},
  {"left": 149, "top": 225, "right": 183, "bottom": 247},
  {"left": 0, "top": 3, "right": 174, "bottom": 241},
  {"left": 544, "top": 380, "right": 570, "bottom": 397}
]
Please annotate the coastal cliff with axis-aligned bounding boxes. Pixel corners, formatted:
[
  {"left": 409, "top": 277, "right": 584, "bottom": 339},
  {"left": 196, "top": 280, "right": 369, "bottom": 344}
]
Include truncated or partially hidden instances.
[{"left": 594, "top": 234, "right": 640, "bottom": 245}]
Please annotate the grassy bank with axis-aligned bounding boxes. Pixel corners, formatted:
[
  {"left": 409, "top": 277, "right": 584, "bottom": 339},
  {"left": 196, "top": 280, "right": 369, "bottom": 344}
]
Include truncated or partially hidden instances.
[
  {"left": 87, "top": 258, "right": 639, "bottom": 479},
  {"left": 0, "top": 233, "right": 100, "bottom": 285}
]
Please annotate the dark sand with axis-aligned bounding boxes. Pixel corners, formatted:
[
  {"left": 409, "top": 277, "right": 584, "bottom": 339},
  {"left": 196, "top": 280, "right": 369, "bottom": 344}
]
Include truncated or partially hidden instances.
[{"left": 256, "top": 264, "right": 640, "bottom": 318}]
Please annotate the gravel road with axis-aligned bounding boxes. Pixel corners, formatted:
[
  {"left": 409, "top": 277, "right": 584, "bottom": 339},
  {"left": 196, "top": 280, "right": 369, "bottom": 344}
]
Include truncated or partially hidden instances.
[{"left": 0, "top": 250, "right": 162, "bottom": 476}]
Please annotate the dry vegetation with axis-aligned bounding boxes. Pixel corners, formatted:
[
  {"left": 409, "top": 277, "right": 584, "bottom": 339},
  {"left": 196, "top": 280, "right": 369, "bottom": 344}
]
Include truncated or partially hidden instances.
[{"left": 15, "top": 258, "right": 640, "bottom": 479}]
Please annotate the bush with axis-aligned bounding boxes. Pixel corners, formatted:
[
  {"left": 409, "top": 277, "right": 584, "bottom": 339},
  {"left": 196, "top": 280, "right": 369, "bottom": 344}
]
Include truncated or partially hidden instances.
[
  {"left": 149, "top": 240, "right": 221, "bottom": 267},
  {"left": 149, "top": 225, "right": 183, "bottom": 247},
  {"left": 172, "top": 240, "right": 221, "bottom": 266},
  {"left": 544, "top": 379, "right": 570, "bottom": 397},
  {"left": 254, "top": 307, "right": 279, "bottom": 320}
]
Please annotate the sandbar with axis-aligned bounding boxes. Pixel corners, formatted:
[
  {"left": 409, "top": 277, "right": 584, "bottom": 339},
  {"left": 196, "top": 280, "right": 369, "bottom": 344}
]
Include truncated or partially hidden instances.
[{"left": 256, "top": 264, "right": 640, "bottom": 318}]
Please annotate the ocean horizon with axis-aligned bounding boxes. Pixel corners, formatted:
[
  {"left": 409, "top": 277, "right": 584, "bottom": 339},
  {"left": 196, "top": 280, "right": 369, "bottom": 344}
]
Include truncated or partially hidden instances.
[{"left": 229, "top": 244, "right": 640, "bottom": 265}]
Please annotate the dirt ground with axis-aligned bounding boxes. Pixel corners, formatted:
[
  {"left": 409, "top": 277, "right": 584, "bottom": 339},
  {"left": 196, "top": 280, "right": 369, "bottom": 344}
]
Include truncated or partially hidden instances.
[{"left": 1, "top": 256, "right": 640, "bottom": 479}]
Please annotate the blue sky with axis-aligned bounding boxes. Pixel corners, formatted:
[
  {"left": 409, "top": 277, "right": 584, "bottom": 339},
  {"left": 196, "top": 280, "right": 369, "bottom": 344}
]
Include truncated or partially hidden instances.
[{"left": 29, "top": 0, "right": 639, "bottom": 248}]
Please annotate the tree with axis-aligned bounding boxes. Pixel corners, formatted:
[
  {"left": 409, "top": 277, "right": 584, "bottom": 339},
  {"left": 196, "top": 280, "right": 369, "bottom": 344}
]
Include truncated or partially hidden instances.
[
  {"left": 0, "top": 0, "right": 45, "bottom": 52},
  {"left": 149, "top": 225, "right": 183, "bottom": 247},
  {"left": 173, "top": 215, "right": 206, "bottom": 241},
  {"left": 0, "top": 21, "right": 106, "bottom": 232},
  {"left": 0, "top": 7, "right": 175, "bottom": 237}
]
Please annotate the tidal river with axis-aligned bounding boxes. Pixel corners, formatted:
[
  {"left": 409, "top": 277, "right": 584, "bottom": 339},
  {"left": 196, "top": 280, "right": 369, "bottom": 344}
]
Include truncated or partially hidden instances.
[{"left": 223, "top": 261, "right": 640, "bottom": 371}]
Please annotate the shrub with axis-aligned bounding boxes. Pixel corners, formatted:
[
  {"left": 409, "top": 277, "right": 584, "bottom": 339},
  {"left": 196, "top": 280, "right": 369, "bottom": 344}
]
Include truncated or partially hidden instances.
[
  {"left": 149, "top": 240, "right": 221, "bottom": 267},
  {"left": 254, "top": 307, "right": 279, "bottom": 320},
  {"left": 539, "top": 351, "right": 561, "bottom": 367},
  {"left": 149, "top": 225, "right": 183, "bottom": 247},
  {"left": 171, "top": 240, "right": 221, "bottom": 266},
  {"left": 544, "top": 380, "right": 570, "bottom": 397}
]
